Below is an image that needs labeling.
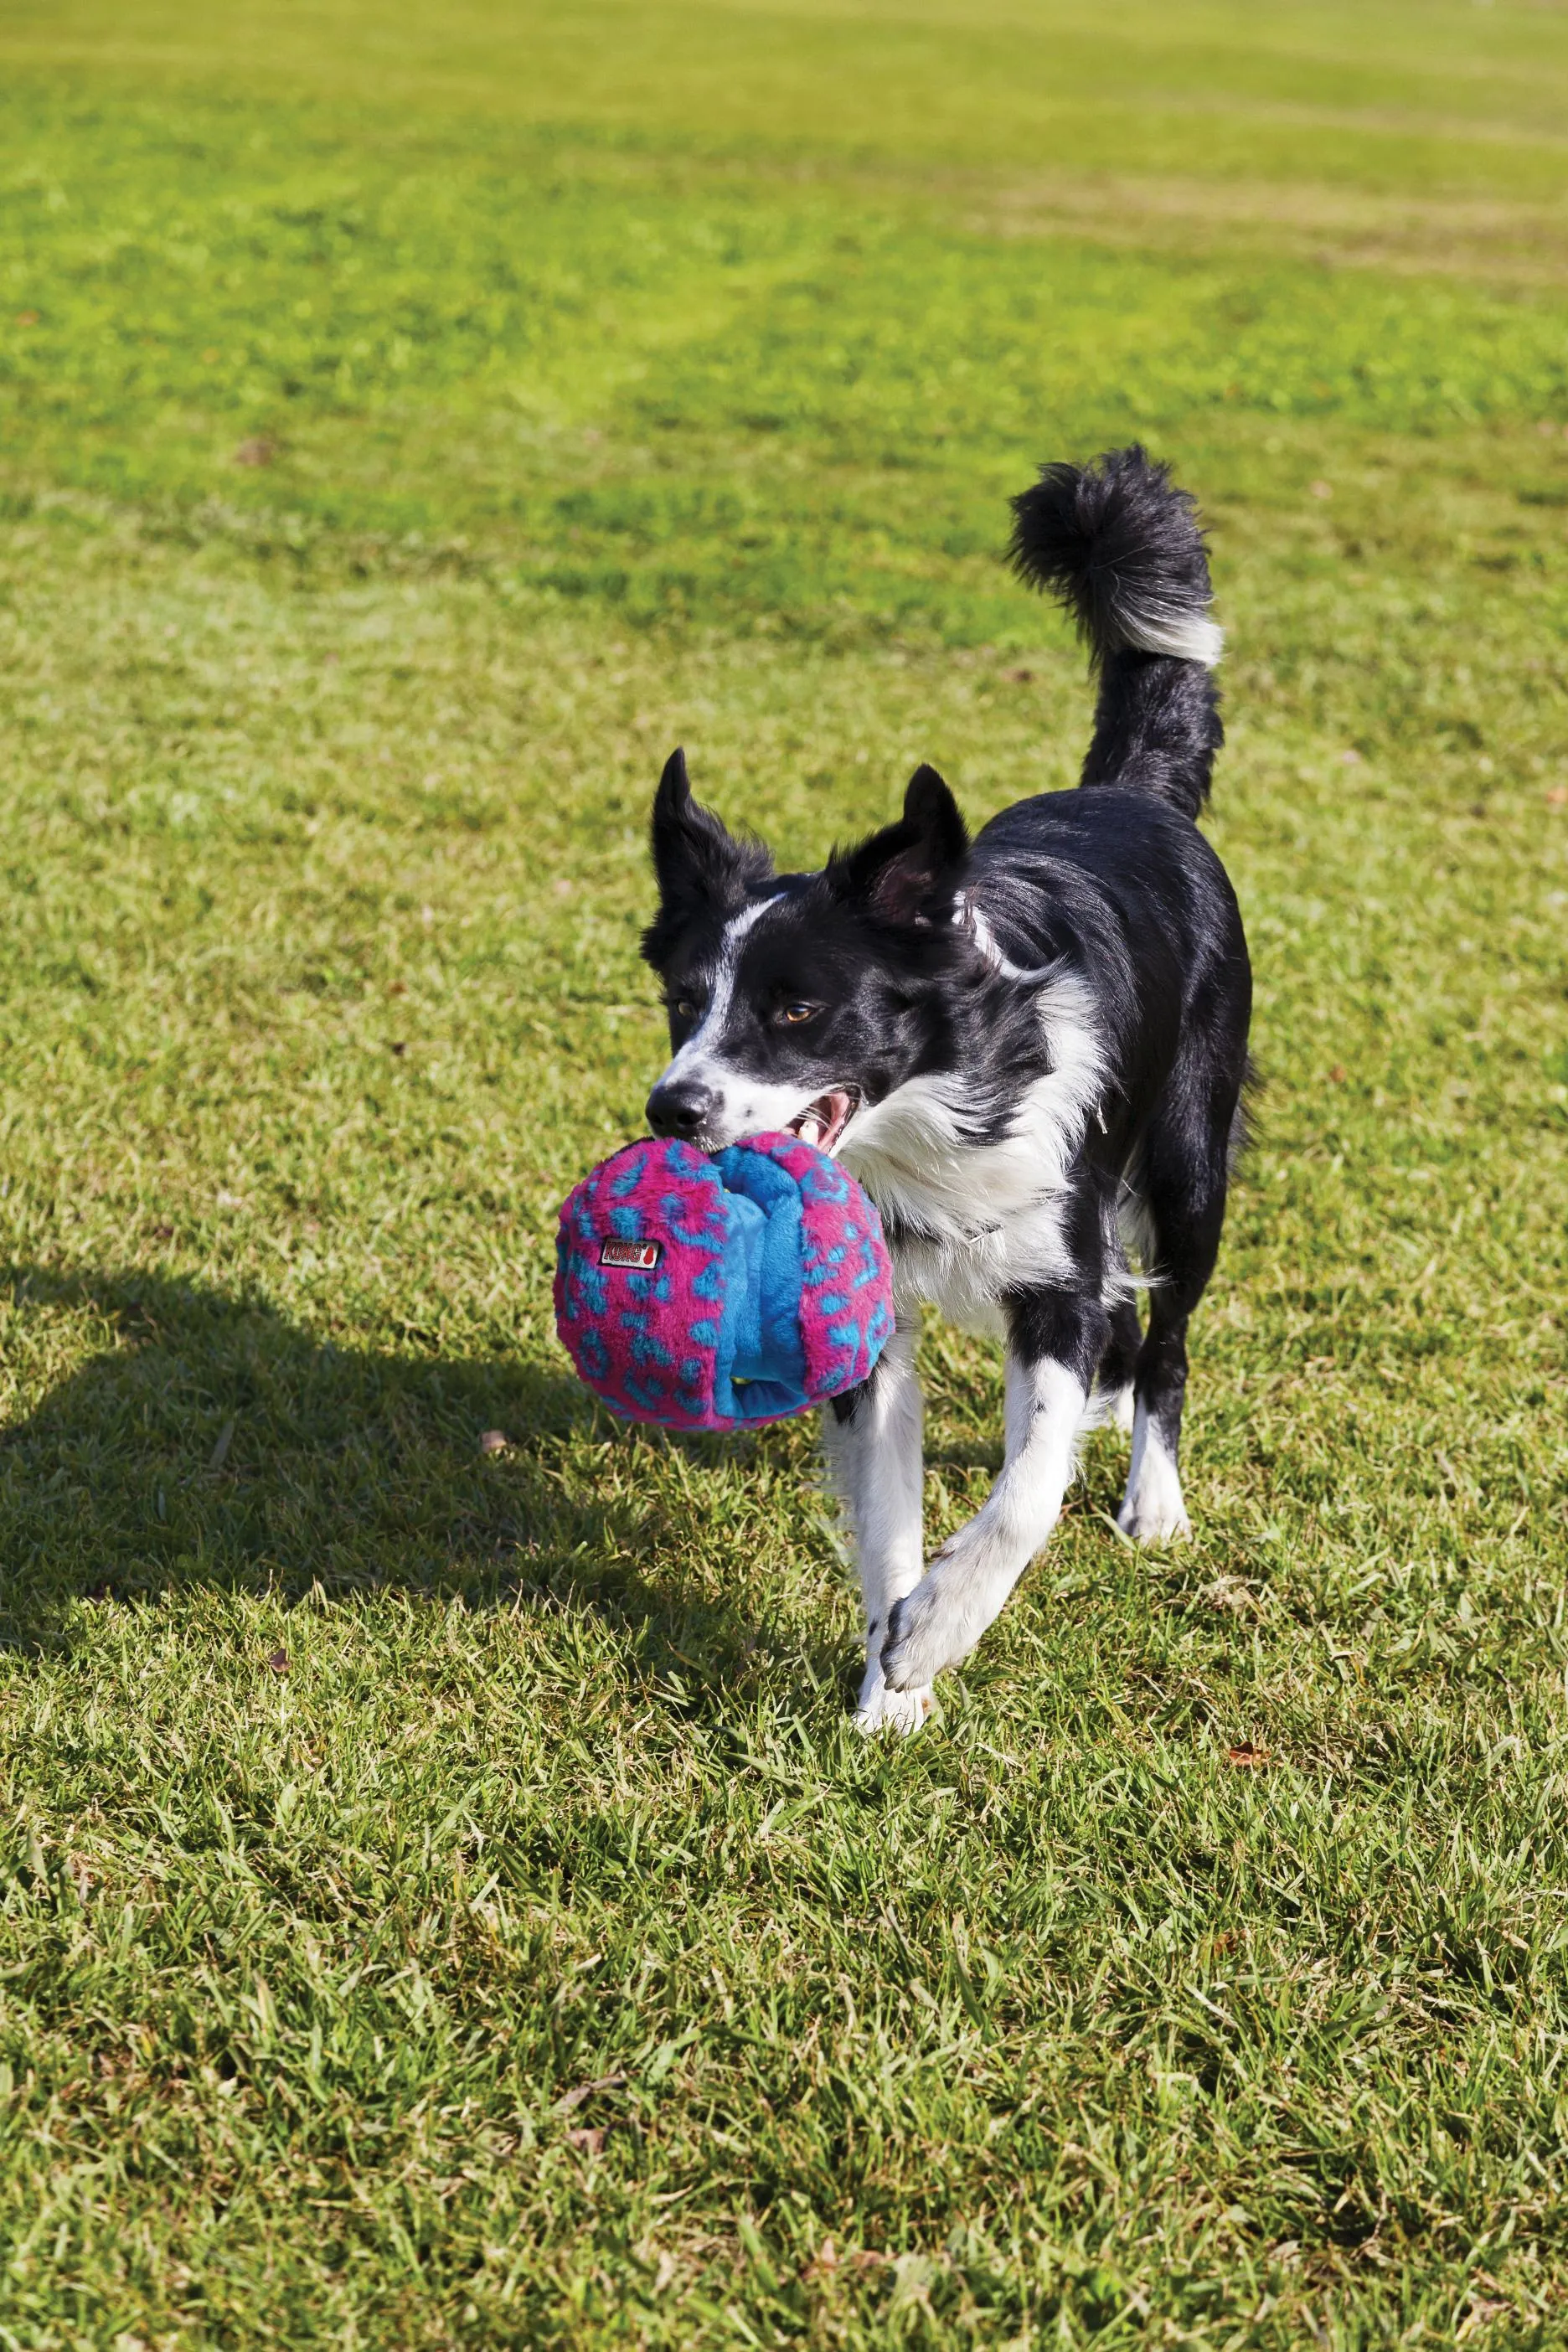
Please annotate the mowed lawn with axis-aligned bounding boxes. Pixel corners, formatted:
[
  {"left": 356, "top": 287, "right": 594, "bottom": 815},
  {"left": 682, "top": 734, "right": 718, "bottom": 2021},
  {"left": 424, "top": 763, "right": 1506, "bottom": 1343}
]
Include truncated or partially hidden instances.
[{"left": 1, "top": 2, "right": 1567, "bottom": 2343}]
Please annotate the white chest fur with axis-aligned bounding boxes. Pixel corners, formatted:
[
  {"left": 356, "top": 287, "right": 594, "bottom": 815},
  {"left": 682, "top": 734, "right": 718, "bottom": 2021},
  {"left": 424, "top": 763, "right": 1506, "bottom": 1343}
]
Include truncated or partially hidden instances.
[
  {"left": 885, "top": 1205, "right": 1073, "bottom": 1336},
  {"left": 838, "top": 969, "right": 1106, "bottom": 1335}
]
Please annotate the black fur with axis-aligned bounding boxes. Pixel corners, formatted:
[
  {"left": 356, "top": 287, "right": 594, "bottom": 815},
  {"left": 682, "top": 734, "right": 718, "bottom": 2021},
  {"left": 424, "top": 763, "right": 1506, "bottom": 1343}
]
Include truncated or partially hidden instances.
[
  {"left": 826, "top": 762, "right": 970, "bottom": 924},
  {"left": 642, "top": 746, "right": 775, "bottom": 968}
]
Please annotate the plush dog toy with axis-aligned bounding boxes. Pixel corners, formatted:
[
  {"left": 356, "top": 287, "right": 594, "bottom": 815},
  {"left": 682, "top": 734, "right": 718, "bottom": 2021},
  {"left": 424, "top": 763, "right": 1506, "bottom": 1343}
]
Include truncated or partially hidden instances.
[{"left": 554, "top": 1132, "right": 894, "bottom": 1432}]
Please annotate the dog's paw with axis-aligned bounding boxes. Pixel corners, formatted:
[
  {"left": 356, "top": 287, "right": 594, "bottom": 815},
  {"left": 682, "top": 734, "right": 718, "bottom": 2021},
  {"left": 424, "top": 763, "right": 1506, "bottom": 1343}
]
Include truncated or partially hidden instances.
[
  {"left": 1118, "top": 1422, "right": 1190, "bottom": 1544},
  {"left": 1115, "top": 1493, "right": 1192, "bottom": 1544},
  {"left": 853, "top": 1678, "right": 933, "bottom": 1737},
  {"left": 879, "top": 1569, "right": 975, "bottom": 1693}
]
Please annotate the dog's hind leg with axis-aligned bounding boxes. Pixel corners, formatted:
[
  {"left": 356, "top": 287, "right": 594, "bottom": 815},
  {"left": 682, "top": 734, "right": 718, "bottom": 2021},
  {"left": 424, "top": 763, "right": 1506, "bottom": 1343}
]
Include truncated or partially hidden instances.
[
  {"left": 821, "top": 1314, "right": 932, "bottom": 1735},
  {"left": 1096, "top": 1296, "right": 1142, "bottom": 1433},
  {"left": 879, "top": 1287, "right": 1107, "bottom": 1695},
  {"left": 1117, "top": 1091, "right": 1235, "bottom": 1544}
]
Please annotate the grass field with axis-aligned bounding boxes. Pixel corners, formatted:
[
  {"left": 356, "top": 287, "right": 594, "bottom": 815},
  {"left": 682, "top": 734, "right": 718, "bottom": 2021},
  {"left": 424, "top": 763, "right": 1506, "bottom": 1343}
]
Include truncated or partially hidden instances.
[{"left": 1, "top": 1, "right": 1567, "bottom": 2343}]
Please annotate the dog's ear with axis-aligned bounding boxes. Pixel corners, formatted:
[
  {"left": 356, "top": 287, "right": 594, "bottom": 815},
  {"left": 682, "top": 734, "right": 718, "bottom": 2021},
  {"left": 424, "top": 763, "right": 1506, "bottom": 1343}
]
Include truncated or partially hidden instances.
[
  {"left": 642, "top": 748, "right": 772, "bottom": 964},
  {"left": 828, "top": 765, "right": 969, "bottom": 926}
]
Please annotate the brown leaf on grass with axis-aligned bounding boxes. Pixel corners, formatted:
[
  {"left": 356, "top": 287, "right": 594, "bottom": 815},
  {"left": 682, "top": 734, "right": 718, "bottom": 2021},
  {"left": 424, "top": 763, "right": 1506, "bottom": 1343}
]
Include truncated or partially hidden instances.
[
  {"left": 1003, "top": 666, "right": 1035, "bottom": 683},
  {"left": 565, "top": 2126, "right": 605, "bottom": 2154},
  {"left": 1457, "top": 2288, "right": 1512, "bottom": 2341},
  {"left": 1310, "top": 478, "right": 1333, "bottom": 498},
  {"left": 1329, "top": 1065, "right": 1347, "bottom": 1083},
  {"left": 803, "top": 2246, "right": 885, "bottom": 2277},
  {"left": 478, "top": 1429, "right": 511, "bottom": 1457},
  {"left": 266, "top": 1648, "right": 290, "bottom": 1675},
  {"left": 1227, "top": 1741, "right": 1270, "bottom": 1767},
  {"left": 1202, "top": 1576, "right": 1262, "bottom": 1617},
  {"left": 554, "top": 2072, "right": 627, "bottom": 2112},
  {"left": 16, "top": 310, "right": 39, "bottom": 327},
  {"left": 389, "top": 1040, "right": 407, "bottom": 1056},
  {"left": 1547, "top": 786, "right": 1568, "bottom": 808},
  {"left": 234, "top": 436, "right": 275, "bottom": 467}
]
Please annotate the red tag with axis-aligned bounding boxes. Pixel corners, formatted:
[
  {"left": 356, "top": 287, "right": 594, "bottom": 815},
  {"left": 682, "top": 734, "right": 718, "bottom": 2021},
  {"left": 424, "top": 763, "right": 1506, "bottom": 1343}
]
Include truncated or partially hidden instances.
[{"left": 600, "top": 1238, "right": 661, "bottom": 1271}]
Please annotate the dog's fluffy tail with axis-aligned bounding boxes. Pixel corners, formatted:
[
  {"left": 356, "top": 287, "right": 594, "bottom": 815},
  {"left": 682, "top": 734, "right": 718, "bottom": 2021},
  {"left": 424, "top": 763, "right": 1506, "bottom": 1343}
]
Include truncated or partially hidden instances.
[{"left": 1008, "top": 444, "right": 1224, "bottom": 819}]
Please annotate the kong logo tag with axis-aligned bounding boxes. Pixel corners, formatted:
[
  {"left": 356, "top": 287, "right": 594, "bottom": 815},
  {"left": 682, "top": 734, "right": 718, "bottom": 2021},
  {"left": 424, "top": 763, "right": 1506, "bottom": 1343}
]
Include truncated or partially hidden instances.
[{"left": 600, "top": 1238, "right": 662, "bottom": 1272}]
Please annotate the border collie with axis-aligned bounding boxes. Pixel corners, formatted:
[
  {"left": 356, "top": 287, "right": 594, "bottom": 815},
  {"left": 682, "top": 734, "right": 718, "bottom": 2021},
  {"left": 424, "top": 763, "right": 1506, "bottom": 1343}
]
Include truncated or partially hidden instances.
[{"left": 640, "top": 447, "right": 1251, "bottom": 1732}]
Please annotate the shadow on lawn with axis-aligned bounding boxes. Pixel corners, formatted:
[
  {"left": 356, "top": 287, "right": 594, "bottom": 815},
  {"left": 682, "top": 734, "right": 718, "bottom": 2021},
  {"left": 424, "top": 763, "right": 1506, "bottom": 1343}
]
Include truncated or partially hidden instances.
[{"left": 0, "top": 1264, "right": 783, "bottom": 1684}]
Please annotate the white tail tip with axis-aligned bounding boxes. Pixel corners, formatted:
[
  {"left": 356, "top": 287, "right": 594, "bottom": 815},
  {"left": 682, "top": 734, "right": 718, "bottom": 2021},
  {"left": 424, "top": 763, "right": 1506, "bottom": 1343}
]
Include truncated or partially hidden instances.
[{"left": 1119, "top": 605, "right": 1225, "bottom": 668}]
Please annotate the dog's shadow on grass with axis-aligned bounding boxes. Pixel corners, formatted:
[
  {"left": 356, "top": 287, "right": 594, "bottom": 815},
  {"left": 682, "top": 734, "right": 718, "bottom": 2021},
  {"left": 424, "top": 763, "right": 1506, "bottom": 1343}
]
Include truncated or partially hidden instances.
[{"left": 0, "top": 1264, "right": 786, "bottom": 1689}]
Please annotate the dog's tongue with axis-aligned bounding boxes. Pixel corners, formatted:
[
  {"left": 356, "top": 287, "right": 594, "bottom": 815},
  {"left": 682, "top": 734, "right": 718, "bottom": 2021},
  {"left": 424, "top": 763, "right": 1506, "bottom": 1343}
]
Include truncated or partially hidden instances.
[{"left": 792, "top": 1089, "right": 856, "bottom": 1152}]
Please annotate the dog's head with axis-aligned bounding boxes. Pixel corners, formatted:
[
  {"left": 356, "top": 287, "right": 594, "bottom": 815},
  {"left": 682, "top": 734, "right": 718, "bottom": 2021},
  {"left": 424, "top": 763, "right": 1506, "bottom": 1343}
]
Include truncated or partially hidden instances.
[{"left": 639, "top": 748, "right": 972, "bottom": 1153}]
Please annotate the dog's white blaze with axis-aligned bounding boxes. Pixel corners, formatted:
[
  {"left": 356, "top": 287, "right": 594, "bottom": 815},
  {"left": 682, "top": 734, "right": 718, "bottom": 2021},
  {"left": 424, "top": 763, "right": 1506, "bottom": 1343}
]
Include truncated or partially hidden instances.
[
  {"left": 879, "top": 1355, "right": 1086, "bottom": 1691},
  {"left": 655, "top": 895, "right": 823, "bottom": 1144},
  {"left": 1117, "top": 1402, "right": 1190, "bottom": 1543},
  {"left": 660, "top": 896, "right": 772, "bottom": 1077}
]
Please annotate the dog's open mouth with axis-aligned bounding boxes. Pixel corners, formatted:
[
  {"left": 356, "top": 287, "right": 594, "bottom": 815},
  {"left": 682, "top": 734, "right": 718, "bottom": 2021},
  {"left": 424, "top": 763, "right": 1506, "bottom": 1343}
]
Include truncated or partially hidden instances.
[{"left": 787, "top": 1088, "right": 859, "bottom": 1153}]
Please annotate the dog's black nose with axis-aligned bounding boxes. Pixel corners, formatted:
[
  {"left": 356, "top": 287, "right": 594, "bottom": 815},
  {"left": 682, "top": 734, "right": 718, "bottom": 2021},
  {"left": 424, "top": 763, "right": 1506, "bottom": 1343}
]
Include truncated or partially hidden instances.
[{"left": 646, "top": 1077, "right": 714, "bottom": 1140}]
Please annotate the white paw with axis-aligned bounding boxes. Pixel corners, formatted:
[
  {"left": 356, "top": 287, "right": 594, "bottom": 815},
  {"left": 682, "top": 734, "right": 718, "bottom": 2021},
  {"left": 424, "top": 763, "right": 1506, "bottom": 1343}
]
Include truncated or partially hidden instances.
[
  {"left": 1112, "top": 1383, "right": 1136, "bottom": 1436},
  {"left": 1118, "top": 1411, "right": 1190, "bottom": 1544},
  {"left": 1116, "top": 1493, "right": 1191, "bottom": 1544},
  {"left": 853, "top": 1678, "right": 933, "bottom": 1736},
  {"left": 879, "top": 1563, "right": 979, "bottom": 1692}
]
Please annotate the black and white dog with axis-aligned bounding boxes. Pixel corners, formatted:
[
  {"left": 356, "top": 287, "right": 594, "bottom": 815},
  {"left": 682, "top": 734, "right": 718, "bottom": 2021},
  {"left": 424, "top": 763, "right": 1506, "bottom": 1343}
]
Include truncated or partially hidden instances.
[{"left": 640, "top": 447, "right": 1251, "bottom": 1732}]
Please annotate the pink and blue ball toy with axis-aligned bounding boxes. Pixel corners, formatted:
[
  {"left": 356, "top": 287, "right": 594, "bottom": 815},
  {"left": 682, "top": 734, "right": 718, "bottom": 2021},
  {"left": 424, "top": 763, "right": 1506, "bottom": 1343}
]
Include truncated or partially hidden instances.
[{"left": 554, "top": 1131, "right": 895, "bottom": 1432}]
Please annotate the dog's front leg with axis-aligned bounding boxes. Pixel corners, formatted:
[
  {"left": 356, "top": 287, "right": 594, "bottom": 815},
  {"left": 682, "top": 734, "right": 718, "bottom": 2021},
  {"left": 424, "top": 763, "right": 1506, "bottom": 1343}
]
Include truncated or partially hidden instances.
[
  {"left": 821, "top": 1314, "right": 931, "bottom": 1735},
  {"left": 879, "top": 1293, "right": 1106, "bottom": 1696}
]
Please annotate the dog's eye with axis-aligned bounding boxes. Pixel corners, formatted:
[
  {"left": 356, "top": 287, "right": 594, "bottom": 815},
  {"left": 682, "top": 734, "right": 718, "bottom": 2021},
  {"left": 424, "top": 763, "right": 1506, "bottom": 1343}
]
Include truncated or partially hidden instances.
[
  {"left": 673, "top": 998, "right": 699, "bottom": 1021},
  {"left": 776, "top": 1002, "right": 818, "bottom": 1026}
]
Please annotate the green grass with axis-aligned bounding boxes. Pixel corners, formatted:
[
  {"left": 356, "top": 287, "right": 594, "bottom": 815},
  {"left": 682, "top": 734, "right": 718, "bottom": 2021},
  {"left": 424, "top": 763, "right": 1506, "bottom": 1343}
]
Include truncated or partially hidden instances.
[{"left": 1, "top": 2, "right": 1567, "bottom": 2343}]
